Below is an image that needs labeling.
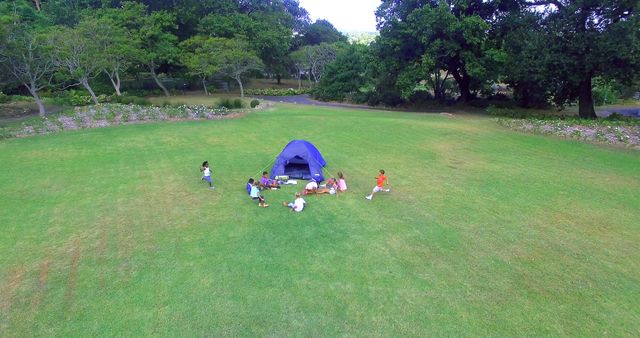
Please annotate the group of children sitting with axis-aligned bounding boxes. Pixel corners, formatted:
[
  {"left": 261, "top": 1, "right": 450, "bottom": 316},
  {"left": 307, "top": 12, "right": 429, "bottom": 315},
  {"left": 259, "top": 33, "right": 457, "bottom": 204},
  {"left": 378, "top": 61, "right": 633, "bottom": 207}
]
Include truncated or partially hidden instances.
[
  {"left": 246, "top": 171, "right": 349, "bottom": 211},
  {"left": 202, "top": 161, "right": 390, "bottom": 212}
]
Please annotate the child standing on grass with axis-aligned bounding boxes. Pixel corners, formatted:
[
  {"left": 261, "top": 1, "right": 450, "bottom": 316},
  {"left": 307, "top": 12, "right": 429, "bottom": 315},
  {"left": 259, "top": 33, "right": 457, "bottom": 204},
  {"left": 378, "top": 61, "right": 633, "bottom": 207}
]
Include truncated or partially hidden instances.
[
  {"left": 249, "top": 179, "right": 269, "bottom": 207},
  {"left": 366, "top": 169, "right": 390, "bottom": 200},
  {"left": 200, "top": 161, "right": 214, "bottom": 190}
]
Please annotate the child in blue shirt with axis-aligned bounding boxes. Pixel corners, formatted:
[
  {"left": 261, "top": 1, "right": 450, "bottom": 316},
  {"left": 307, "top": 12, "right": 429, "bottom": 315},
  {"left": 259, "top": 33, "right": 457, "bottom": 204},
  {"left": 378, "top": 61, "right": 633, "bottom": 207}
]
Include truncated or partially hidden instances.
[{"left": 248, "top": 178, "right": 269, "bottom": 207}]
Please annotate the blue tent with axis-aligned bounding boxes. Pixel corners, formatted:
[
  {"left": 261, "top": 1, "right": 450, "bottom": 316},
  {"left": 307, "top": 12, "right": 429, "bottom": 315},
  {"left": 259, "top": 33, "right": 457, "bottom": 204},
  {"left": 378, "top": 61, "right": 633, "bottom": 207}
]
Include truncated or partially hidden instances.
[{"left": 271, "top": 140, "right": 326, "bottom": 182}]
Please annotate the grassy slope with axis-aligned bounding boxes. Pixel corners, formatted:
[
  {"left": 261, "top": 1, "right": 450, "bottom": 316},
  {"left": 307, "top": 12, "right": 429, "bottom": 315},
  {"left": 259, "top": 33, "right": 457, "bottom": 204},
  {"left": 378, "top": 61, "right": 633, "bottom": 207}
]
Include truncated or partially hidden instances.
[{"left": 0, "top": 105, "right": 638, "bottom": 336}]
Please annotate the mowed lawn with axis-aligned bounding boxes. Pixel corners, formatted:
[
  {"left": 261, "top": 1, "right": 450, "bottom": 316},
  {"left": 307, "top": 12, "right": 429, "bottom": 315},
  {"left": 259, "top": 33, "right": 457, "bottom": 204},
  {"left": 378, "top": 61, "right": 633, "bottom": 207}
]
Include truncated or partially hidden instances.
[{"left": 0, "top": 104, "right": 638, "bottom": 336}]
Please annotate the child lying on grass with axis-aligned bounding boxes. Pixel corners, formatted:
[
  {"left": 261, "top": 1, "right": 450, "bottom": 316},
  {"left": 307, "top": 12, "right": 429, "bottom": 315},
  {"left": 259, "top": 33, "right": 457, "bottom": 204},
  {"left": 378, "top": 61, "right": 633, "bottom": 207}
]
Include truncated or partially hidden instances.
[{"left": 302, "top": 179, "right": 318, "bottom": 195}]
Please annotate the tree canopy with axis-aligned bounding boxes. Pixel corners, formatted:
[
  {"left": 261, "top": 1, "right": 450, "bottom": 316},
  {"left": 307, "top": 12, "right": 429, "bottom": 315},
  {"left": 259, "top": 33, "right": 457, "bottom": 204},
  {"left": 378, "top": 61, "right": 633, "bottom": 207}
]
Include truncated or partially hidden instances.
[{"left": 0, "top": 0, "right": 638, "bottom": 117}]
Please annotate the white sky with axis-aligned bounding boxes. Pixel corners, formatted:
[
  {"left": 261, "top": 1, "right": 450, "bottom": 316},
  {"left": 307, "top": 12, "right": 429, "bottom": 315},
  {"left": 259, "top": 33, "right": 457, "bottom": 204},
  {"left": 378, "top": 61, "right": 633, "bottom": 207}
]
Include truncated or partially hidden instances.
[{"left": 298, "top": 0, "right": 381, "bottom": 32}]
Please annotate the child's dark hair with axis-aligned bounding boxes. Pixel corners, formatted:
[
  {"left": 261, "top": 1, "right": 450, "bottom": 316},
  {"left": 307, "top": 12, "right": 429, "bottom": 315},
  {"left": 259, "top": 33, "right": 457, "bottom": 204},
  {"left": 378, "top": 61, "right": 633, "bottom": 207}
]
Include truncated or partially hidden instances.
[
  {"left": 379, "top": 169, "right": 385, "bottom": 174},
  {"left": 202, "top": 161, "right": 208, "bottom": 167},
  {"left": 248, "top": 178, "right": 254, "bottom": 184},
  {"left": 263, "top": 171, "right": 268, "bottom": 175},
  {"left": 338, "top": 172, "right": 344, "bottom": 179}
]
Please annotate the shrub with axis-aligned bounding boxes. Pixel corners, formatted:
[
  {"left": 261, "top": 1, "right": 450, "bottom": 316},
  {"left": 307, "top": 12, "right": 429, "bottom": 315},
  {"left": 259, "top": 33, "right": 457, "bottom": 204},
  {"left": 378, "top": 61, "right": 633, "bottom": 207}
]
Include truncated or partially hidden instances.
[
  {"left": 0, "top": 91, "right": 9, "bottom": 104},
  {"left": 592, "top": 78, "right": 620, "bottom": 106},
  {"left": 9, "top": 95, "right": 34, "bottom": 102},
  {"left": 217, "top": 98, "right": 233, "bottom": 109},
  {"left": 250, "top": 99, "right": 260, "bottom": 108},
  {"left": 232, "top": 99, "right": 244, "bottom": 109},
  {"left": 133, "top": 97, "right": 150, "bottom": 106},
  {"left": 217, "top": 98, "right": 244, "bottom": 109},
  {"left": 114, "top": 96, "right": 135, "bottom": 104}
]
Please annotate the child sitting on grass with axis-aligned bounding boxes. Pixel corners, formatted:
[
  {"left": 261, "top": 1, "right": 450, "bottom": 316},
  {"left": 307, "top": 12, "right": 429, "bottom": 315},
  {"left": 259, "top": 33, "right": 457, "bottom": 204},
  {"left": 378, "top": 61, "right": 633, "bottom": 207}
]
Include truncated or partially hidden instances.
[
  {"left": 283, "top": 192, "right": 305, "bottom": 212},
  {"left": 366, "top": 169, "right": 390, "bottom": 200},
  {"left": 337, "top": 172, "right": 348, "bottom": 192},
  {"left": 248, "top": 178, "right": 269, "bottom": 207},
  {"left": 318, "top": 177, "right": 338, "bottom": 195},
  {"left": 260, "top": 171, "right": 279, "bottom": 189}
]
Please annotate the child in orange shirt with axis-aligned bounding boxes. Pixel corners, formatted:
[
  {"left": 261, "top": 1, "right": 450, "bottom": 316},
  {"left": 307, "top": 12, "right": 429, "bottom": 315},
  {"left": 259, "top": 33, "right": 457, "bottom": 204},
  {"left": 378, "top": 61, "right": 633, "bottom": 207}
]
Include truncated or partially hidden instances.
[{"left": 366, "top": 169, "right": 390, "bottom": 200}]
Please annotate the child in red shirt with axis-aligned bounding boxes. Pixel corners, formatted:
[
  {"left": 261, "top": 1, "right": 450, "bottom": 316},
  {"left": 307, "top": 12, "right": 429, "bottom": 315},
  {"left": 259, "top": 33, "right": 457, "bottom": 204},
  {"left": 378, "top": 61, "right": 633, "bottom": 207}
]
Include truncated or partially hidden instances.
[{"left": 366, "top": 169, "right": 390, "bottom": 200}]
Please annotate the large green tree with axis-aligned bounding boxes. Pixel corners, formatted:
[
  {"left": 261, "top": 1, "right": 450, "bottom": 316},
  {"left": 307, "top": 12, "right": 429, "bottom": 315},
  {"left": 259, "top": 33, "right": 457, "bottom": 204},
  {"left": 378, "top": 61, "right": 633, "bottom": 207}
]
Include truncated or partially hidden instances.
[
  {"left": 180, "top": 36, "right": 221, "bottom": 95},
  {"left": 198, "top": 1, "right": 308, "bottom": 84},
  {"left": 51, "top": 22, "right": 104, "bottom": 104},
  {"left": 207, "top": 38, "right": 263, "bottom": 97},
  {"left": 374, "top": 0, "right": 507, "bottom": 103},
  {"left": 496, "top": 10, "right": 551, "bottom": 107},
  {"left": 313, "top": 44, "right": 372, "bottom": 102},
  {"left": 529, "top": 0, "right": 639, "bottom": 118},
  {"left": 0, "top": 26, "right": 55, "bottom": 115},
  {"left": 296, "top": 19, "right": 347, "bottom": 47}
]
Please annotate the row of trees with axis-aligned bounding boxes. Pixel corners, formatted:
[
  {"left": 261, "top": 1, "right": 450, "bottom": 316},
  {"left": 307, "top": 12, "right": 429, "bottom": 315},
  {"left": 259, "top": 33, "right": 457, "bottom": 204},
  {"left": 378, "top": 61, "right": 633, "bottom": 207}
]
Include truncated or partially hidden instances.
[
  {"left": 315, "top": 0, "right": 639, "bottom": 118},
  {"left": 0, "top": 0, "right": 347, "bottom": 115}
]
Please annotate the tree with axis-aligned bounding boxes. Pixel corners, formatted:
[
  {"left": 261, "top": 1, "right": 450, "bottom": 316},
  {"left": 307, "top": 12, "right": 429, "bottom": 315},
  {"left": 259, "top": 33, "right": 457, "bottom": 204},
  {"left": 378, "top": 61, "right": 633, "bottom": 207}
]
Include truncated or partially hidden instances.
[
  {"left": 180, "top": 36, "right": 221, "bottom": 95},
  {"left": 0, "top": 26, "right": 55, "bottom": 116},
  {"left": 313, "top": 44, "right": 371, "bottom": 102},
  {"left": 290, "top": 48, "right": 310, "bottom": 89},
  {"left": 198, "top": 1, "right": 304, "bottom": 84},
  {"left": 79, "top": 11, "right": 140, "bottom": 96},
  {"left": 134, "top": 9, "right": 179, "bottom": 97},
  {"left": 296, "top": 43, "right": 340, "bottom": 84},
  {"left": 51, "top": 22, "right": 103, "bottom": 104},
  {"left": 374, "top": 0, "right": 505, "bottom": 103},
  {"left": 208, "top": 38, "right": 263, "bottom": 97},
  {"left": 297, "top": 19, "right": 347, "bottom": 46},
  {"left": 528, "top": 0, "right": 640, "bottom": 118},
  {"left": 496, "top": 11, "right": 551, "bottom": 107}
]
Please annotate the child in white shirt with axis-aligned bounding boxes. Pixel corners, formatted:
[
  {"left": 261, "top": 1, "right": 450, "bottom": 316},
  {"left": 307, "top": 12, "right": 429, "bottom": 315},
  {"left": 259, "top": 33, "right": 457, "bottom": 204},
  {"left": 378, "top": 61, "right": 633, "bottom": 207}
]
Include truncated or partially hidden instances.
[
  {"left": 200, "top": 161, "right": 214, "bottom": 190},
  {"left": 283, "top": 192, "right": 306, "bottom": 212}
]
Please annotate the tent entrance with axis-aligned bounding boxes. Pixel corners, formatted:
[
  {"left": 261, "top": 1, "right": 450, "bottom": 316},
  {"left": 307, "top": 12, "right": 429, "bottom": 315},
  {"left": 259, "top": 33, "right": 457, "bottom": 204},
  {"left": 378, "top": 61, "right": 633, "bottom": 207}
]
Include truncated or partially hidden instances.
[{"left": 284, "top": 156, "right": 311, "bottom": 180}]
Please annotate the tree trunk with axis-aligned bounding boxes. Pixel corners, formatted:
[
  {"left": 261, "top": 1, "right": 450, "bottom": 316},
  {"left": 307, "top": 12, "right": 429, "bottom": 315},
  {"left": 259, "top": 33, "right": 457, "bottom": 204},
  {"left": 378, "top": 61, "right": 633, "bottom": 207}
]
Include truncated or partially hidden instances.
[
  {"left": 451, "top": 69, "right": 472, "bottom": 102},
  {"left": 149, "top": 62, "right": 170, "bottom": 97},
  {"left": 276, "top": 73, "right": 282, "bottom": 84},
  {"left": 80, "top": 77, "right": 99, "bottom": 105},
  {"left": 297, "top": 71, "right": 302, "bottom": 90},
  {"left": 202, "top": 77, "right": 209, "bottom": 96},
  {"left": 578, "top": 76, "right": 597, "bottom": 119},
  {"left": 235, "top": 76, "right": 244, "bottom": 98},
  {"left": 106, "top": 70, "right": 122, "bottom": 96},
  {"left": 25, "top": 82, "right": 46, "bottom": 116}
]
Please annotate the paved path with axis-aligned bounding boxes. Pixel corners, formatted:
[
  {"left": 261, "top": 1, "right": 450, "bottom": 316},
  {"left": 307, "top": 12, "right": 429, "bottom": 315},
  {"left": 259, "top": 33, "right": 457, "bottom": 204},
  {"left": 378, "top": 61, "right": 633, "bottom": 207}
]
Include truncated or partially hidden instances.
[{"left": 253, "top": 94, "right": 378, "bottom": 110}]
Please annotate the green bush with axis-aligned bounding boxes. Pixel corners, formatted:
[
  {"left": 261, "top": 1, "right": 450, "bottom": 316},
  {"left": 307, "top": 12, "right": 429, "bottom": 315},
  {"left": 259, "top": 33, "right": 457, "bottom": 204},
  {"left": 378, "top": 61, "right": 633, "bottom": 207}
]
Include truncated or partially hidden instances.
[
  {"left": 217, "top": 98, "right": 233, "bottom": 109},
  {"left": 250, "top": 99, "right": 260, "bottom": 108},
  {"left": 8, "top": 95, "right": 33, "bottom": 102},
  {"left": 0, "top": 91, "right": 9, "bottom": 104},
  {"left": 217, "top": 98, "right": 244, "bottom": 109},
  {"left": 69, "top": 92, "right": 93, "bottom": 106},
  {"left": 133, "top": 97, "right": 151, "bottom": 106}
]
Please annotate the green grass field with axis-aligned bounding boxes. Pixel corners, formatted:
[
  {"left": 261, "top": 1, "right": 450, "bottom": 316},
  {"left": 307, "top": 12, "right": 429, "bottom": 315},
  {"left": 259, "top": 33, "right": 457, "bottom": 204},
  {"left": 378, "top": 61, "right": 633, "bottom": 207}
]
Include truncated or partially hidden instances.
[{"left": 0, "top": 104, "right": 638, "bottom": 336}]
